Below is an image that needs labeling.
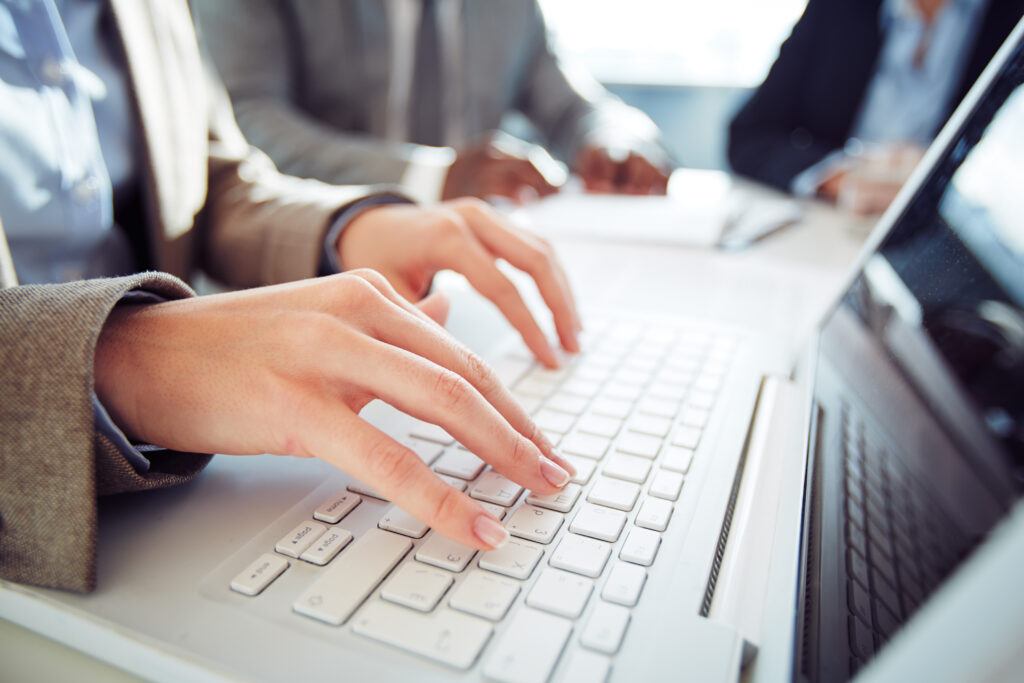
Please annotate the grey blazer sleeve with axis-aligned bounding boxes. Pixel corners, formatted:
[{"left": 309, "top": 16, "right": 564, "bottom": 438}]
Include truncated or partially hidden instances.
[
  {"left": 513, "top": 1, "right": 667, "bottom": 165},
  {"left": 194, "top": 0, "right": 419, "bottom": 187},
  {"left": 0, "top": 273, "right": 212, "bottom": 592}
]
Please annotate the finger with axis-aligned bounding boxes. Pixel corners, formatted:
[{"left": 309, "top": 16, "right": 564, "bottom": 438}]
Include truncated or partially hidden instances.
[
  {"left": 340, "top": 332, "right": 570, "bottom": 494},
  {"left": 444, "top": 241, "right": 560, "bottom": 368},
  {"left": 416, "top": 291, "right": 450, "bottom": 326},
  {"left": 304, "top": 409, "right": 509, "bottom": 550},
  {"left": 537, "top": 235, "right": 583, "bottom": 334},
  {"left": 341, "top": 269, "right": 575, "bottom": 474},
  {"left": 456, "top": 204, "right": 580, "bottom": 354},
  {"left": 623, "top": 155, "right": 668, "bottom": 195},
  {"left": 510, "top": 159, "right": 558, "bottom": 198},
  {"left": 577, "top": 148, "right": 617, "bottom": 192}
]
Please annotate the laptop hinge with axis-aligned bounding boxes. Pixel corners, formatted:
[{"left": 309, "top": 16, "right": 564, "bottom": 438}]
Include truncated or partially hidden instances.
[{"left": 704, "top": 373, "right": 807, "bottom": 664}]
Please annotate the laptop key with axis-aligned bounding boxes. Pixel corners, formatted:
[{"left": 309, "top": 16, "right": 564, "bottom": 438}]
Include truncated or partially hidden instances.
[
  {"left": 433, "top": 448, "right": 485, "bottom": 480},
  {"left": 671, "top": 426, "right": 702, "bottom": 450},
  {"left": 534, "top": 409, "right": 576, "bottom": 435},
  {"left": 550, "top": 533, "right": 612, "bottom": 578},
  {"left": 526, "top": 568, "right": 594, "bottom": 619},
  {"left": 514, "top": 376, "right": 559, "bottom": 399},
  {"left": 546, "top": 392, "right": 590, "bottom": 415},
  {"left": 230, "top": 553, "right": 289, "bottom": 596},
  {"left": 313, "top": 493, "right": 361, "bottom": 524},
  {"left": 379, "top": 506, "right": 429, "bottom": 539},
  {"left": 482, "top": 607, "right": 572, "bottom": 683},
  {"left": 560, "top": 649, "right": 612, "bottom": 683},
  {"left": 561, "top": 432, "right": 611, "bottom": 460},
  {"left": 587, "top": 477, "right": 641, "bottom": 512},
  {"left": 576, "top": 414, "right": 623, "bottom": 438},
  {"left": 299, "top": 528, "right": 353, "bottom": 566},
  {"left": 293, "top": 529, "right": 411, "bottom": 626},
  {"left": 405, "top": 439, "right": 444, "bottom": 465},
  {"left": 527, "top": 483, "right": 583, "bottom": 513},
  {"left": 602, "top": 562, "right": 646, "bottom": 607},
  {"left": 635, "top": 498, "right": 673, "bottom": 532},
  {"left": 562, "top": 378, "right": 602, "bottom": 398},
  {"left": 449, "top": 569, "right": 521, "bottom": 621},
  {"left": 275, "top": 521, "right": 327, "bottom": 558},
  {"left": 409, "top": 422, "right": 455, "bottom": 445},
  {"left": 415, "top": 532, "right": 477, "bottom": 572},
  {"left": 590, "top": 397, "right": 633, "bottom": 419},
  {"left": 380, "top": 562, "right": 453, "bottom": 612},
  {"left": 615, "top": 432, "right": 662, "bottom": 459},
  {"left": 637, "top": 397, "right": 679, "bottom": 418},
  {"left": 660, "top": 446, "right": 694, "bottom": 473},
  {"left": 479, "top": 539, "right": 544, "bottom": 580},
  {"left": 352, "top": 600, "right": 492, "bottom": 670},
  {"left": 347, "top": 481, "right": 389, "bottom": 501},
  {"left": 479, "top": 501, "right": 508, "bottom": 520},
  {"left": 619, "top": 527, "right": 661, "bottom": 566},
  {"left": 580, "top": 601, "right": 631, "bottom": 654},
  {"left": 627, "top": 414, "right": 672, "bottom": 438},
  {"left": 570, "top": 503, "right": 627, "bottom": 543},
  {"left": 564, "top": 455, "right": 596, "bottom": 485},
  {"left": 649, "top": 470, "right": 684, "bottom": 501},
  {"left": 506, "top": 504, "right": 564, "bottom": 545},
  {"left": 680, "top": 407, "right": 711, "bottom": 429},
  {"left": 470, "top": 471, "right": 524, "bottom": 507},
  {"left": 603, "top": 453, "right": 652, "bottom": 484},
  {"left": 437, "top": 473, "right": 469, "bottom": 492}
]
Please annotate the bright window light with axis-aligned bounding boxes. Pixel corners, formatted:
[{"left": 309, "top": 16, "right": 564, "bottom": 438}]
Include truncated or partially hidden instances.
[{"left": 539, "top": 0, "right": 808, "bottom": 88}]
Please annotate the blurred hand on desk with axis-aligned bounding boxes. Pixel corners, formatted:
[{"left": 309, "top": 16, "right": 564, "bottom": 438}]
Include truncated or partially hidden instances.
[
  {"left": 440, "top": 132, "right": 670, "bottom": 201},
  {"left": 818, "top": 144, "right": 926, "bottom": 216},
  {"left": 574, "top": 145, "right": 670, "bottom": 196},
  {"left": 94, "top": 270, "right": 577, "bottom": 554}
]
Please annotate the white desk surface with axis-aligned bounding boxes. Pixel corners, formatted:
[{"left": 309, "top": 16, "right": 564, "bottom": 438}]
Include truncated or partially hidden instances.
[{"left": 0, "top": 186, "right": 874, "bottom": 683}]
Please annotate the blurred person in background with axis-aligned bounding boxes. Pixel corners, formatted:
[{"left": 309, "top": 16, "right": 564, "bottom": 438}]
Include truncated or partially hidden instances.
[
  {"left": 193, "top": 0, "right": 672, "bottom": 203},
  {"left": 728, "top": 0, "right": 1023, "bottom": 214},
  {"left": 0, "top": 0, "right": 578, "bottom": 593}
]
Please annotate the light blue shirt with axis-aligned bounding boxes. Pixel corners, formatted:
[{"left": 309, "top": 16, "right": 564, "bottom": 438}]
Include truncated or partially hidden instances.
[
  {"left": 0, "top": 0, "right": 138, "bottom": 285},
  {"left": 0, "top": 0, "right": 153, "bottom": 469},
  {"left": 792, "top": 0, "right": 989, "bottom": 196}
]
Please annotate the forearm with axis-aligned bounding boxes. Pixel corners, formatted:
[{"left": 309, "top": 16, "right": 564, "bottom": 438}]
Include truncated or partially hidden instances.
[{"left": 232, "top": 99, "right": 426, "bottom": 187}]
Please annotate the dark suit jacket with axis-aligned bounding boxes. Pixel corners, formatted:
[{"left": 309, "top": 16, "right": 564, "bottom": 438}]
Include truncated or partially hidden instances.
[{"left": 727, "top": 0, "right": 1024, "bottom": 192}]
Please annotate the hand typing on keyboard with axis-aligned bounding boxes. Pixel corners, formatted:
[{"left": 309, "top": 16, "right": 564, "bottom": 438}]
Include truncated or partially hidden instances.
[
  {"left": 338, "top": 197, "right": 582, "bottom": 368},
  {"left": 95, "top": 269, "right": 576, "bottom": 552}
]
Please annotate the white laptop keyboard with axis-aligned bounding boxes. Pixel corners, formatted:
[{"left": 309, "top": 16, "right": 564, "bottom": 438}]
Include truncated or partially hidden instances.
[{"left": 225, "top": 315, "right": 739, "bottom": 682}]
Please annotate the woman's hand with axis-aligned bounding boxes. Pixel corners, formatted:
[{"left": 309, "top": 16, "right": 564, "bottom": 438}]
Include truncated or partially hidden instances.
[
  {"left": 94, "top": 270, "right": 575, "bottom": 551},
  {"left": 339, "top": 198, "right": 581, "bottom": 368}
]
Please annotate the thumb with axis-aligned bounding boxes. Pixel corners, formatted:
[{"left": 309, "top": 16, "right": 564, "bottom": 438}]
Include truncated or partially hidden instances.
[{"left": 416, "top": 291, "right": 450, "bottom": 326}]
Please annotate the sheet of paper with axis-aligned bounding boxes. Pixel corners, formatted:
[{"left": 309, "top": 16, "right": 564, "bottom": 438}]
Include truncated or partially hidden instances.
[{"left": 508, "top": 169, "right": 733, "bottom": 248}]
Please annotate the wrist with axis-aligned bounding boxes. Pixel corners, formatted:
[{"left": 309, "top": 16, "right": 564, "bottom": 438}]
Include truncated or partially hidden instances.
[{"left": 94, "top": 305, "right": 148, "bottom": 442}]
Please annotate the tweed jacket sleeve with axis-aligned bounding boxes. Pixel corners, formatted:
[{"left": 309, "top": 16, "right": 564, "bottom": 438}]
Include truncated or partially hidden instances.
[{"left": 0, "top": 266, "right": 212, "bottom": 593}]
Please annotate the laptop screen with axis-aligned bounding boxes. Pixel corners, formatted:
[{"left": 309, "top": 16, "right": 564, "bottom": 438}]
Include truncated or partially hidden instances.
[{"left": 798, "top": 31, "right": 1024, "bottom": 683}]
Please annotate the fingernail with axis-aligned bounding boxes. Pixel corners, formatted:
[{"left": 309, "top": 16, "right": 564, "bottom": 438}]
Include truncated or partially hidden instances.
[
  {"left": 553, "top": 452, "right": 577, "bottom": 477},
  {"left": 540, "top": 457, "right": 571, "bottom": 488},
  {"left": 473, "top": 515, "right": 510, "bottom": 549}
]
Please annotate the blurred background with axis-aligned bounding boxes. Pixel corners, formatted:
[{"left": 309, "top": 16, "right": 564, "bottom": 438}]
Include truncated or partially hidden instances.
[{"left": 525, "top": 0, "right": 808, "bottom": 170}]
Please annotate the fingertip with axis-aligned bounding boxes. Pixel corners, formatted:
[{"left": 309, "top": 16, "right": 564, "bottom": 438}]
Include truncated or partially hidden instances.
[{"left": 473, "top": 514, "right": 510, "bottom": 550}]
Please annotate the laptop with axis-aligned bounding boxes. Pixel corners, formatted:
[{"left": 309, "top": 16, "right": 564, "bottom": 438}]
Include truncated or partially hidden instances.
[{"left": 3, "top": 19, "right": 1024, "bottom": 683}]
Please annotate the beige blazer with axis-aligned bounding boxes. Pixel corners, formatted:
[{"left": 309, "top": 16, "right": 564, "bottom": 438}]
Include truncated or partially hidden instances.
[{"left": 0, "top": 0, "right": 390, "bottom": 592}]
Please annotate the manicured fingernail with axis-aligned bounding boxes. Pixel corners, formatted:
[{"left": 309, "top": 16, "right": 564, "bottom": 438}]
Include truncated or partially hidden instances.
[
  {"left": 473, "top": 515, "right": 510, "bottom": 549},
  {"left": 552, "top": 452, "right": 577, "bottom": 477},
  {"left": 540, "top": 457, "right": 571, "bottom": 488}
]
